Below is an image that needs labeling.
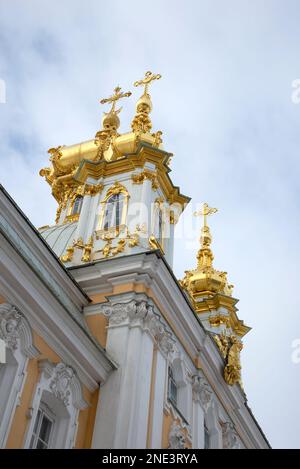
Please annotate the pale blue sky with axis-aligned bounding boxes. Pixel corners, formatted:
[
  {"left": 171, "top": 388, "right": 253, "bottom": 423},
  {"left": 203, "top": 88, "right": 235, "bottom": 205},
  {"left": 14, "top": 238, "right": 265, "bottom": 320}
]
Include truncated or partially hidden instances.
[{"left": 0, "top": 0, "right": 300, "bottom": 448}]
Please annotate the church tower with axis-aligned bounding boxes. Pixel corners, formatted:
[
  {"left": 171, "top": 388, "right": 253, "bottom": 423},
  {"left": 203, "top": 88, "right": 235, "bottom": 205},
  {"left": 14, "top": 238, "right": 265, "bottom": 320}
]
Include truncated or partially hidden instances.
[{"left": 39, "top": 71, "right": 189, "bottom": 268}]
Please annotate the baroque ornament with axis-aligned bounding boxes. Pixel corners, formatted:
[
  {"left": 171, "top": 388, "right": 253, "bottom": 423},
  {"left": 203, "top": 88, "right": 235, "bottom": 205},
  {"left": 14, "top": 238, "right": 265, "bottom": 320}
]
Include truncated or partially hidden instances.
[
  {"left": 221, "top": 421, "right": 241, "bottom": 449},
  {"left": 0, "top": 304, "right": 22, "bottom": 350},
  {"left": 49, "top": 363, "right": 75, "bottom": 407},
  {"left": 192, "top": 373, "right": 213, "bottom": 412},
  {"left": 95, "top": 86, "right": 132, "bottom": 160},
  {"left": 213, "top": 333, "right": 243, "bottom": 386},
  {"left": 132, "top": 71, "right": 162, "bottom": 136},
  {"left": 131, "top": 170, "right": 159, "bottom": 190},
  {"left": 168, "top": 422, "right": 186, "bottom": 449}
]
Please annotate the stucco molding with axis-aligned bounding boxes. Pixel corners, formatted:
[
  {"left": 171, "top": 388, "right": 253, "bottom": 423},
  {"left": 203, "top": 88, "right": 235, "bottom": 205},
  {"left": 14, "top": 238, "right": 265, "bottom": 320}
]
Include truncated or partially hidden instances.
[
  {"left": 38, "top": 360, "right": 88, "bottom": 410},
  {"left": 192, "top": 371, "right": 213, "bottom": 413},
  {"left": 0, "top": 303, "right": 39, "bottom": 358},
  {"left": 168, "top": 422, "right": 187, "bottom": 449},
  {"left": 101, "top": 298, "right": 176, "bottom": 358},
  {"left": 221, "top": 421, "right": 241, "bottom": 449}
]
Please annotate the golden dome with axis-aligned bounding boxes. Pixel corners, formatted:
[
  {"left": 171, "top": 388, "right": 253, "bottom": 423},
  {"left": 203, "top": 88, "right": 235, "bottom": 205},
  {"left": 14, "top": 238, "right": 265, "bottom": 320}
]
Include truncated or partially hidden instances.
[{"left": 180, "top": 204, "right": 234, "bottom": 300}]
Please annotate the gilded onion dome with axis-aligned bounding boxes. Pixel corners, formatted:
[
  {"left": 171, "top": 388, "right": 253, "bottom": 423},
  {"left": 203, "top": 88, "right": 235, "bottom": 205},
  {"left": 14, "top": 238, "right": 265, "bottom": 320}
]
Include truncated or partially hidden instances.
[{"left": 180, "top": 203, "right": 233, "bottom": 300}]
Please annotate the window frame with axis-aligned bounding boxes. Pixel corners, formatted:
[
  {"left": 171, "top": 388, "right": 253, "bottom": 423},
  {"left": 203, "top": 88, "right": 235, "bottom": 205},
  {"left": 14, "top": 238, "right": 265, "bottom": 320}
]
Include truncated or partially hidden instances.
[
  {"left": 29, "top": 402, "right": 55, "bottom": 450},
  {"left": 71, "top": 195, "right": 83, "bottom": 216},
  {"left": 103, "top": 193, "right": 125, "bottom": 231},
  {"left": 168, "top": 366, "right": 178, "bottom": 408},
  {"left": 98, "top": 183, "right": 129, "bottom": 235}
]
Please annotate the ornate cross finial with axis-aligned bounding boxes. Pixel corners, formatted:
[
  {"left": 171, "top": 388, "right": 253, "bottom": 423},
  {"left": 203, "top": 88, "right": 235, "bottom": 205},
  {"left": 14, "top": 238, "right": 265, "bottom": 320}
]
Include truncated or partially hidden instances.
[
  {"left": 134, "top": 71, "right": 162, "bottom": 95},
  {"left": 100, "top": 86, "right": 132, "bottom": 113},
  {"left": 194, "top": 203, "right": 218, "bottom": 228}
]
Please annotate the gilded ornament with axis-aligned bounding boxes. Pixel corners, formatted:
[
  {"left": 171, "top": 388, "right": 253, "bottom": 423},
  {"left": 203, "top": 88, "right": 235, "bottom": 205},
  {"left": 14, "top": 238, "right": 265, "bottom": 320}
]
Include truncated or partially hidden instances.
[
  {"left": 209, "top": 314, "right": 231, "bottom": 328},
  {"left": 105, "top": 181, "right": 127, "bottom": 198},
  {"left": 151, "top": 130, "right": 163, "bottom": 148},
  {"left": 81, "top": 236, "right": 94, "bottom": 263},
  {"left": 60, "top": 246, "right": 74, "bottom": 263},
  {"left": 132, "top": 71, "right": 161, "bottom": 135},
  {"left": 213, "top": 332, "right": 229, "bottom": 359},
  {"left": 223, "top": 336, "right": 243, "bottom": 386},
  {"left": 131, "top": 171, "right": 158, "bottom": 190},
  {"left": 148, "top": 235, "right": 164, "bottom": 253}
]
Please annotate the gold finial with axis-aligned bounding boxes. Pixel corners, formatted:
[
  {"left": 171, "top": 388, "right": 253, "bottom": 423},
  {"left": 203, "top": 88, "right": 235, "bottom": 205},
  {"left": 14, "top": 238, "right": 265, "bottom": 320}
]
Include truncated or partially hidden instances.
[
  {"left": 134, "top": 71, "right": 162, "bottom": 95},
  {"left": 100, "top": 86, "right": 132, "bottom": 113},
  {"left": 194, "top": 203, "right": 218, "bottom": 228},
  {"left": 98, "top": 86, "right": 132, "bottom": 137},
  {"left": 131, "top": 71, "right": 162, "bottom": 135}
]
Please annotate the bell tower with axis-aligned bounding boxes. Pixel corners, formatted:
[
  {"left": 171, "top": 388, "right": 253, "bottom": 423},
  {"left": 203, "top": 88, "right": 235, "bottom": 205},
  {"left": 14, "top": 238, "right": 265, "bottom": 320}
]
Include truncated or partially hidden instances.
[{"left": 39, "top": 72, "right": 190, "bottom": 268}]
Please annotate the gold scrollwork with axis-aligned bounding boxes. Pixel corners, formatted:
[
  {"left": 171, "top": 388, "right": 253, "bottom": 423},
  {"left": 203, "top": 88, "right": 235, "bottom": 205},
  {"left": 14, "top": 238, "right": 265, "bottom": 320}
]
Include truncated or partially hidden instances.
[{"left": 131, "top": 171, "right": 159, "bottom": 191}]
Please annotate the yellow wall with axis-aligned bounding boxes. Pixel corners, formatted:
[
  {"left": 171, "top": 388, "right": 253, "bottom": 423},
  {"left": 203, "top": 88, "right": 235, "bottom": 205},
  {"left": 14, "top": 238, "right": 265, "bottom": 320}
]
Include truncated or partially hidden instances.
[{"left": 5, "top": 331, "right": 98, "bottom": 449}]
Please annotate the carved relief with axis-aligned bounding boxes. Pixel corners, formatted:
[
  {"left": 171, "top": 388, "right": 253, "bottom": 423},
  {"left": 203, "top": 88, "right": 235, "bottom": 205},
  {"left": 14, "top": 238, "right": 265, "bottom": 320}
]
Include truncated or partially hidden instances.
[
  {"left": 38, "top": 360, "right": 87, "bottom": 410},
  {"left": 168, "top": 422, "right": 186, "bottom": 449},
  {"left": 0, "top": 303, "right": 39, "bottom": 358},
  {"left": 192, "top": 373, "right": 213, "bottom": 412},
  {"left": 49, "top": 363, "right": 75, "bottom": 407},
  {"left": 0, "top": 305, "right": 21, "bottom": 350},
  {"left": 221, "top": 421, "right": 241, "bottom": 449}
]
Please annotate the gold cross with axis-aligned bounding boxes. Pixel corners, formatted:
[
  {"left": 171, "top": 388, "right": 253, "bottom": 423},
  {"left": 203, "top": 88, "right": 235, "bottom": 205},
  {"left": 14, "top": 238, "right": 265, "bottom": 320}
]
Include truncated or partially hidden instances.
[
  {"left": 100, "top": 86, "right": 132, "bottom": 112},
  {"left": 194, "top": 203, "right": 218, "bottom": 227},
  {"left": 134, "top": 71, "right": 162, "bottom": 95}
]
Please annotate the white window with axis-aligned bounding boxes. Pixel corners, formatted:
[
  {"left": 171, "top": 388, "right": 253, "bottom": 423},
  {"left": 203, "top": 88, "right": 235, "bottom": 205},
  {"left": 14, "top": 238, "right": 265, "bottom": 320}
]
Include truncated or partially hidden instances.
[
  {"left": 29, "top": 404, "right": 55, "bottom": 449},
  {"left": 71, "top": 196, "right": 83, "bottom": 216},
  {"left": 103, "top": 193, "right": 125, "bottom": 230}
]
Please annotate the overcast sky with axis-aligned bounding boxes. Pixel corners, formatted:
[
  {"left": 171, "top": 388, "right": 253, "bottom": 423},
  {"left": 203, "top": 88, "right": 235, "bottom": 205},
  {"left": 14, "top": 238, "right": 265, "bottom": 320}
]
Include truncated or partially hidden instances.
[{"left": 1, "top": 0, "right": 300, "bottom": 448}]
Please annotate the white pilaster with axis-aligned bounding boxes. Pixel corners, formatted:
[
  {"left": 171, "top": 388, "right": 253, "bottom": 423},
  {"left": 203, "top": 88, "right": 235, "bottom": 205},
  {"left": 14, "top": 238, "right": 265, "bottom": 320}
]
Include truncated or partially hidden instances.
[{"left": 150, "top": 348, "right": 167, "bottom": 448}]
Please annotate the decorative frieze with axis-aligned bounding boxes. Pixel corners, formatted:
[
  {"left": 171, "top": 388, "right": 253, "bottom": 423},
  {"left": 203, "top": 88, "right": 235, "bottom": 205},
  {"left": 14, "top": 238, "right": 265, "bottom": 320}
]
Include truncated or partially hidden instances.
[{"left": 101, "top": 299, "right": 176, "bottom": 357}]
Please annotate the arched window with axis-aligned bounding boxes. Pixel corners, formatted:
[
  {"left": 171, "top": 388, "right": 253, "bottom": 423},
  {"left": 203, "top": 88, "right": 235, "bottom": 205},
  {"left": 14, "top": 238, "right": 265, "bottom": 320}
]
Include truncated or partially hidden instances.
[
  {"left": 71, "top": 196, "right": 83, "bottom": 216},
  {"left": 168, "top": 366, "right": 178, "bottom": 407},
  {"left": 103, "top": 193, "right": 125, "bottom": 230}
]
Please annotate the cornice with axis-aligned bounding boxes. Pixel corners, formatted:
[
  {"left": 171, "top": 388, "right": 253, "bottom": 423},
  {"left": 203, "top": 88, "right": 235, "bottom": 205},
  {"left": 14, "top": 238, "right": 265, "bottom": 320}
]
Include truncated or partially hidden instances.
[{"left": 73, "top": 143, "right": 190, "bottom": 208}]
